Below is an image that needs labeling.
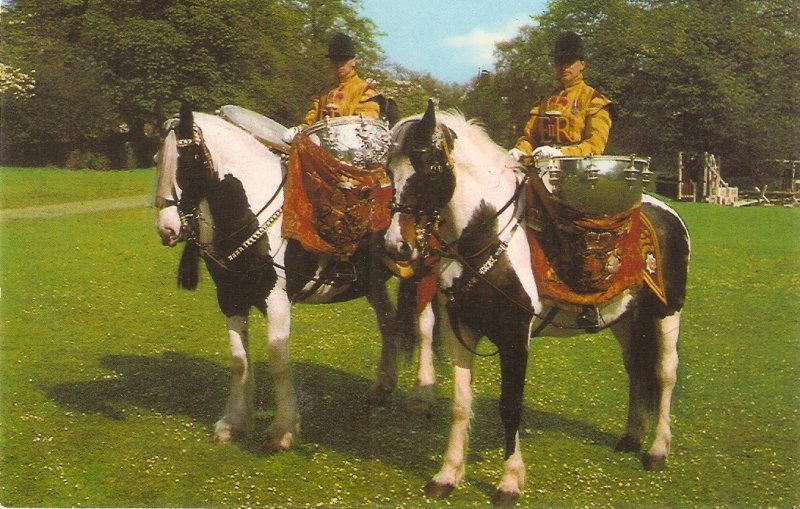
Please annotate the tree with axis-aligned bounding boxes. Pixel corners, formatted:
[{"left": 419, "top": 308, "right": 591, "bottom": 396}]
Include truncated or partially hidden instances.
[
  {"left": 0, "top": 0, "right": 385, "bottom": 167},
  {"left": 460, "top": 71, "right": 514, "bottom": 148},
  {"left": 489, "top": 0, "right": 800, "bottom": 184}
]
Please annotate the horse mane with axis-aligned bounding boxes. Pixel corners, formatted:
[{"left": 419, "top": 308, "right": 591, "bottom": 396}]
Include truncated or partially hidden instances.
[
  {"left": 156, "top": 112, "right": 271, "bottom": 196},
  {"left": 393, "top": 109, "right": 512, "bottom": 175},
  {"left": 192, "top": 113, "right": 281, "bottom": 175}
]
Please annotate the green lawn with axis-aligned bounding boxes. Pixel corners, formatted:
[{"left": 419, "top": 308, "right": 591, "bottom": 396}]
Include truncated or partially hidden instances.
[
  {"left": 0, "top": 167, "right": 154, "bottom": 209},
  {"left": 1, "top": 168, "right": 798, "bottom": 507}
]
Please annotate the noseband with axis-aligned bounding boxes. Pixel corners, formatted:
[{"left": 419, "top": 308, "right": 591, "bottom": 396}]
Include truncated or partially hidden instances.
[
  {"left": 168, "top": 119, "right": 284, "bottom": 271},
  {"left": 389, "top": 124, "right": 456, "bottom": 257}
]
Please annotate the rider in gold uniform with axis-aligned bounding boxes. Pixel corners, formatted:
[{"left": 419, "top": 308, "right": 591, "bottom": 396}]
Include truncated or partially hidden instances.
[
  {"left": 510, "top": 31, "right": 613, "bottom": 161},
  {"left": 510, "top": 32, "right": 615, "bottom": 330},
  {"left": 283, "top": 33, "right": 382, "bottom": 142}
]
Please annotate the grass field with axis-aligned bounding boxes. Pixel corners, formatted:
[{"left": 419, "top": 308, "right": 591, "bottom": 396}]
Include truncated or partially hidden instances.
[{"left": 1, "top": 167, "right": 798, "bottom": 508}]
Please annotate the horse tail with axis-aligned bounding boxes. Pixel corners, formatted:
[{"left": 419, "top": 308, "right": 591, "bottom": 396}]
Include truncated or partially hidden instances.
[
  {"left": 629, "top": 295, "right": 662, "bottom": 414},
  {"left": 177, "top": 242, "right": 200, "bottom": 290}
]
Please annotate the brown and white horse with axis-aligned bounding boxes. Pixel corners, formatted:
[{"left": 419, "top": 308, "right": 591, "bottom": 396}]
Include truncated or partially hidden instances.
[
  {"left": 384, "top": 101, "right": 690, "bottom": 505},
  {"left": 154, "top": 104, "right": 436, "bottom": 450}
]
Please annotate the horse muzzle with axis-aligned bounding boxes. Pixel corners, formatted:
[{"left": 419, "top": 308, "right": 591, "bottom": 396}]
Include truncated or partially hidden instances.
[
  {"left": 383, "top": 216, "right": 425, "bottom": 278},
  {"left": 156, "top": 205, "right": 183, "bottom": 247},
  {"left": 381, "top": 255, "right": 416, "bottom": 279}
]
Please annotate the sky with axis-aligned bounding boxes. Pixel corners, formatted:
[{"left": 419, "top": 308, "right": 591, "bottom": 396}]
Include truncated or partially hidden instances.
[{"left": 359, "top": 0, "right": 549, "bottom": 84}]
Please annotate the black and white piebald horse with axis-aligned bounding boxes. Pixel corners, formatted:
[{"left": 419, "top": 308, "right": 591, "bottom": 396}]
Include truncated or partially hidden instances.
[
  {"left": 384, "top": 101, "right": 690, "bottom": 505},
  {"left": 154, "top": 104, "right": 436, "bottom": 450}
]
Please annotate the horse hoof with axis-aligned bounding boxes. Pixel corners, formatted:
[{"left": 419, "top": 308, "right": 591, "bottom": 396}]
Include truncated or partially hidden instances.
[
  {"left": 424, "top": 480, "right": 455, "bottom": 499},
  {"left": 490, "top": 489, "right": 520, "bottom": 507},
  {"left": 615, "top": 435, "right": 641, "bottom": 453},
  {"left": 263, "top": 433, "right": 293, "bottom": 453},
  {"left": 367, "top": 383, "right": 394, "bottom": 406},
  {"left": 213, "top": 429, "right": 233, "bottom": 444},
  {"left": 643, "top": 453, "right": 667, "bottom": 471},
  {"left": 213, "top": 420, "right": 249, "bottom": 444},
  {"left": 406, "top": 384, "right": 435, "bottom": 415},
  {"left": 405, "top": 397, "right": 432, "bottom": 416}
]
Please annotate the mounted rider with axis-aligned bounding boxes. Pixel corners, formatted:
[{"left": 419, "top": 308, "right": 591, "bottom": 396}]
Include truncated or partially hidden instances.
[
  {"left": 509, "top": 31, "right": 614, "bottom": 162},
  {"left": 509, "top": 31, "right": 616, "bottom": 329},
  {"left": 279, "top": 33, "right": 394, "bottom": 271},
  {"left": 282, "top": 33, "right": 383, "bottom": 142}
]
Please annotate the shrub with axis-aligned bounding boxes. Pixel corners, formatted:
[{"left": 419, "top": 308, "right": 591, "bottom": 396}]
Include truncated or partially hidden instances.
[{"left": 65, "top": 150, "right": 111, "bottom": 171}]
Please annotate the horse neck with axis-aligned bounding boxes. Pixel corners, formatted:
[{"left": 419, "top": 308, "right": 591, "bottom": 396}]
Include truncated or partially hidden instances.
[
  {"left": 189, "top": 117, "right": 284, "bottom": 246},
  {"left": 200, "top": 118, "right": 284, "bottom": 223},
  {"left": 442, "top": 151, "right": 520, "bottom": 241}
]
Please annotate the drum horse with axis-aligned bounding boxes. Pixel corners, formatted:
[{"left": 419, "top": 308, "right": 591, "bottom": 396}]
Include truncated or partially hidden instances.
[
  {"left": 154, "top": 104, "right": 436, "bottom": 450},
  {"left": 384, "top": 101, "right": 690, "bottom": 505}
]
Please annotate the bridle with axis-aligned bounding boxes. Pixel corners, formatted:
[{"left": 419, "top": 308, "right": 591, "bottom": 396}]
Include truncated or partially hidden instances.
[
  {"left": 390, "top": 123, "right": 527, "bottom": 264},
  {"left": 166, "top": 117, "right": 376, "bottom": 288},
  {"left": 388, "top": 120, "right": 613, "bottom": 344},
  {"left": 170, "top": 121, "right": 284, "bottom": 273},
  {"left": 388, "top": 124, "right": 454, "bottom": 260}
]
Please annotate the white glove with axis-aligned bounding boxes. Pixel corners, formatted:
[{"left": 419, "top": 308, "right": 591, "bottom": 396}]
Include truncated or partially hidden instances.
[
  {"left": 508, "top": 147, "right": 527, "bottom": 161},
  {"left": 532, "top": 145, "right": 563, "bottom": 160},
  {"left": 281, "top": 126, "right": 301, "bottom": 144}
]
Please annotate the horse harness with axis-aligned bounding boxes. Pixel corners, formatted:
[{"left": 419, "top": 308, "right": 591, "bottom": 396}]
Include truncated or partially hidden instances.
[
  {"left": 390, "top": 127, "right": 627, "bottom": 353},
  {"left": 169, "top": 121, "right": 284, "bottom": 274},
  {"left": 168, "top": 118, "right": 379, "bottom": 289},
  {"left": 390, "top": 125, "right": 532, "bottom": 302}
]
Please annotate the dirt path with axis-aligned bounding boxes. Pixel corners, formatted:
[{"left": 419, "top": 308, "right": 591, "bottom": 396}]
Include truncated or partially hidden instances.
[{"left": 0, "top": 194, "right": 152, "bottom": 220}]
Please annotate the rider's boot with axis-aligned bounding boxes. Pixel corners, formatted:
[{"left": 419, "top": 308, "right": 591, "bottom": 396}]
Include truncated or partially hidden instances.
[{"left": 576, "top": 305, "right": 601, "bottom": 332}]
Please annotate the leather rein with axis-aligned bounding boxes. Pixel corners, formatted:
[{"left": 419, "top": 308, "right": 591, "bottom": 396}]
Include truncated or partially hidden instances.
[
  {"left": 169, "top": 123, "right": 284, "bottom": 274},
  {"left": 391, "top": 131, "right": 620, "bottom": 352}
]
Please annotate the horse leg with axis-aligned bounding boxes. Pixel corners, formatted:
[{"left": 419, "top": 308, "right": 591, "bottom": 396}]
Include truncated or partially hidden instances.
[
  {"left": 424, "top": 318, "right": 477, "bottom": 499},
  {"left": 610, "top": 314, "right": 648, "bottom": 453},
  {"left": 646, "top": 310, "right": 680, "bottom": 470},
  {"left": 213, "top": 314, "right": 254, "bottom": 443},
  {"left": 491, "top": 341, "right": 528, "bottom": 506},
  {"left": 407, "top": 300, "right": 437, "bottom": 415},
  {"left": 610, "top": 303, "right": 680, "bottom": 471},
  {"left": 366, "top": 282, "right": 398, "bottom": 406},
  {"left": 263, "top": 288, "right": 299, "bottom": 452}
]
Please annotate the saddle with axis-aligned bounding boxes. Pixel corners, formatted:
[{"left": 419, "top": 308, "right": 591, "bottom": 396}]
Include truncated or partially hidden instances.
[
  {"left": 525, "top": 174, "right": 667, "bottom": 309},
  {"left": 282, "top": 132, "right": 392, "bottom": 259}
]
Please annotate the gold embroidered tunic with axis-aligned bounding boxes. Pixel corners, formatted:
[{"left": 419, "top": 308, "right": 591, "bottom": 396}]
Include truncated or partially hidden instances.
[
  {"left": 515, "top": 78, "right": 613, "bottom": 157},
  {"left": 300, "top": 71, "right": 380, "bottom": 127}
]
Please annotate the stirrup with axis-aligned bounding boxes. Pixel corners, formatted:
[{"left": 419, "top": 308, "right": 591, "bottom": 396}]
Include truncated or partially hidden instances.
[
  {"left": 331, "top": 260, "right": 357, "bottom": 284},
  {"left": 576, "top": 306, "right": 601, "bottom": 332}
]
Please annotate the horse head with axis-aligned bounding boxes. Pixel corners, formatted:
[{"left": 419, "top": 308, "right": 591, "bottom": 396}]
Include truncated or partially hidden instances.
[
  {"left": 385, "top": 99, "right": 457, "bottom": 268},
  {"left": 155, "top": 102, "right": 217, "bottom": 247},
  {"left": 155, "top": 126, "right": 183, "bottom": 247}
]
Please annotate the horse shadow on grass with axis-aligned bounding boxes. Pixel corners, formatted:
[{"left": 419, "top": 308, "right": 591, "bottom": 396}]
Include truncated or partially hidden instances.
[{"left": 46, "top": 351, "right": 621, "bottom": 478}]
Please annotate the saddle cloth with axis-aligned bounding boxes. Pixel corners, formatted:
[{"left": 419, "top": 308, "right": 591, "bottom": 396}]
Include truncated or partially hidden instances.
[
  {"left": 525, "top": 175, "right": 667, "bottom": 309},
  {"left": 282, "top": 132, "right": 392, "bottom": 258}
]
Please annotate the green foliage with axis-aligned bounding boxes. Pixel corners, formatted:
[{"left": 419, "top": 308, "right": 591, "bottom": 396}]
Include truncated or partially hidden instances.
[
  {"left": 64, "top": 150, "right": 112, "bottom": 171},
  {"left": 370, "top": 64, "right": 465, "bottom": 122},
  {"left": 3, "top": 0, "right": 797, "bottom": 183},
  {"left": 460, "top": 72, "right": 514, "bottom": 148},
  {"left": 485, "top": 0, "right": 800, "bottom": 182},
  {"left": 0, "top": 0, "right": 387, "bottom": 166}
]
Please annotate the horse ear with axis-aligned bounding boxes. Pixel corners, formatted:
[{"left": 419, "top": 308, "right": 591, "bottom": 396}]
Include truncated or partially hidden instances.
[
  {"left": 178, "top": 100, "right": 194, "bottom": 140},
  {"left": 415, "top": 98, "right": 437, "bottom": 145},
  {"left": 385, "top": 98, "right": 400, "bottom": 128}
]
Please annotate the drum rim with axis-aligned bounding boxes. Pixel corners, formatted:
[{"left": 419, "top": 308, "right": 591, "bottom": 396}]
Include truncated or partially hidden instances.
[
  {"left": 552, "top": 155, "right": 650, "bottom": 164},
  {"left": 302, "top": 115, "right": 389, "bottom": 135}
]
